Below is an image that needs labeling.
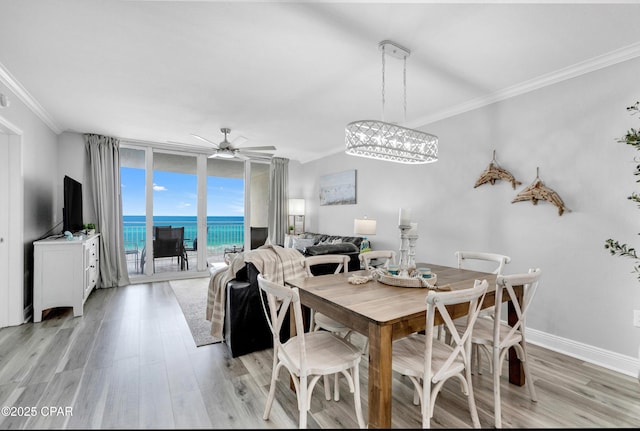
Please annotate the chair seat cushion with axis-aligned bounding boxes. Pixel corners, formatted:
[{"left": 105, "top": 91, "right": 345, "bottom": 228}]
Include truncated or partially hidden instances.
[
  {"left": 314, "top": 312, "right": 349, "bottom": 332},
  {"left": 392, "top": 333, "right": 465, "bottom": 382},
  {"left": 281, "top": 331, "right": 361, "bottom": 375},
  {"left": 469, "top": 316, "right": 523, "bottom": 347}
]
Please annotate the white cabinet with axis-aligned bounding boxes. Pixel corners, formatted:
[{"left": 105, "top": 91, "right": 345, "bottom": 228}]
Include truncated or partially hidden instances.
[{"left": 33, "top": 234, "right": 100, "bottom": 322}]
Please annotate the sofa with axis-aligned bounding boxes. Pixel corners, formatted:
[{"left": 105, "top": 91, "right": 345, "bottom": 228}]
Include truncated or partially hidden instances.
[
  {"left": 223, "top": 232, "right": 364, "bottom": 357},
  {"left": 289, "top": 232, "right": 364, "bottom": 272}
]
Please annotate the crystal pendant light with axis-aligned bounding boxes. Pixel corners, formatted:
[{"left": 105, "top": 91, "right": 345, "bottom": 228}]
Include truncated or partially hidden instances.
[{"left": 345, "top": 40, "right": 438, "bottom": 165}]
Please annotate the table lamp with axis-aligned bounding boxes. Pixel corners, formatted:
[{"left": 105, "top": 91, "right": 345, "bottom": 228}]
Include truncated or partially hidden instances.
[
  {"left": 354, "top": 217, "right": 376, "bottom": 252},
  {"left": 288, "top": 198, "right": 305, "bottom": 234}
]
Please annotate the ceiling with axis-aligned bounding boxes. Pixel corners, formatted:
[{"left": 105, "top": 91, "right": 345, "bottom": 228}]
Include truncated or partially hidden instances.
[{"left": 2, "top": 1, "right": 640, "bottom": 163}]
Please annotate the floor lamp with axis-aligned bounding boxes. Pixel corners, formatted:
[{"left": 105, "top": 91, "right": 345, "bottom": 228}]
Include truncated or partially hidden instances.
[{"left": 288, "top": 198, "right": 305, "bottom": 234}]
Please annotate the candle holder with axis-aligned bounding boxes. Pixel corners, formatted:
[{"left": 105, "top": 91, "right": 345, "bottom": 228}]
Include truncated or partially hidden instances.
[
  {"left": 407, "top": 234, "right": 418, "bottom": 270},
  {"left": 398, "top": 224, "right": 411, "bottom": 277}
]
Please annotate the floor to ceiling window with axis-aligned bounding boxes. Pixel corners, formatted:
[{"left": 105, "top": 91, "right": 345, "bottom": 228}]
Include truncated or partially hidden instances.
[
  {"left": 119, "top": 143, "right": 266, "bottom": 281},
  {"left": 151, "top": 151, "right": 198, "bottom": 275},
  {"left": 206, "top": 157, "right": 245, "bottom": 262},
  {"left": 120, "top": 147, "right": 146, "bottom": 277}
]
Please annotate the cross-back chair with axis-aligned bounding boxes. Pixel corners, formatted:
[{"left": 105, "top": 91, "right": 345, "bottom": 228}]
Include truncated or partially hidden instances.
[
  {"left": 359, "top": 249, "right": 397, "bottom": 270},
  {"left": 391, "top": 279, "right": 489, "bottom": 428},
  {"left": 450, "top": 250, "right": 511, "bottom": 358},
  {"left": 304, "top": 254, "right": 354, "bottom": 401},
  {"left": 468, "top": 268, "right": 542, "bottom": 427},
  {"left": 257, "top": 274, "right": 365, "bottom": 429},
  {"left": 455, "top": 250, "right": 511, "bottom": 275}
]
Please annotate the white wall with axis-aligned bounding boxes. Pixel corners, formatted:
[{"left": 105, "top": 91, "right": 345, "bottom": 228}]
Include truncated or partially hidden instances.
[
  {"left": 0, "top": 80, "right": 59, "bottom": 320},
  {"left": 57, "top": 132, "right": 95, "bottom": 226},
  {"left": 290, "top": 56, "right": 640, "bottom": 375}
]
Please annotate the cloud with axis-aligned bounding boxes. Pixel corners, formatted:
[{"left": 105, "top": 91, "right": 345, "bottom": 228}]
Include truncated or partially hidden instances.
[{"left": 153, "top": 183, "right": 167, "bottom": 191}]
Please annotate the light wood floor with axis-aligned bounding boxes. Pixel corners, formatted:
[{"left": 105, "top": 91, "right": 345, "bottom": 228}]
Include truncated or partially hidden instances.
[{"left": 1, "top": 279, "right": 639, "bottom": 429}]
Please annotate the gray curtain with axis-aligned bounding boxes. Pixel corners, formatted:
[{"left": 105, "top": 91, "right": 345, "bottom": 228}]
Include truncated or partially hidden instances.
[
  {"left": 268, "top": 157, "right": 289, "bottom": 246},
  {"left": 84, "top": 134, "right": 130, "bottom": 288}
]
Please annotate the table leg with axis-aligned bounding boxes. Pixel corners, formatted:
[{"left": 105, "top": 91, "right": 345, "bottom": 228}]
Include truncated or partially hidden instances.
[{"left": 368, "top": 322, "right": 393, "bottom": 429}]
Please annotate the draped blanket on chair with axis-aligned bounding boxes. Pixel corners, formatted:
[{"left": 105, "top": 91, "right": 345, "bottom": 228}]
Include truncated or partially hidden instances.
[{"left": 206, "top": 244, "right": 306, "bottom": 339}]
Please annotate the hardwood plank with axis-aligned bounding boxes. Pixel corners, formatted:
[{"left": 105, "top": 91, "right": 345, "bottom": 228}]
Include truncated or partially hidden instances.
[
  {"left": 139, "top": 361, "right": 174, "bottom": 428},
  {"left": 65, "top": 365, "right": 113, "bottom": 429},
  {"left": 101, "top": 356, "right": 140, "bottom": 428},
  {"left": 0, "top": 278, "right": 637, "bottom": 429}
]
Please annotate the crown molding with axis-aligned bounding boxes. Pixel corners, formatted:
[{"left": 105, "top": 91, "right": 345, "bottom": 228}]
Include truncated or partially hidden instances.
[
  {"left": 0, "top": 62, "right": 61, "bottom": 134},
  {"left": 408, "top": 40, "right": 640, "bottom": 129}
]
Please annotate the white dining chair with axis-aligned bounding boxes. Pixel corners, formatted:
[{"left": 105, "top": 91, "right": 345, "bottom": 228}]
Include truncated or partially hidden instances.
[
  {"left": 451, "top": 250, "right": 511, "bottom": 366},
  {"left": 304, "top": 254, "right": 355, "bottom": 401},
  {"left": 257, "top": 274, "right": 365, "bottom": 429},
  {"left": 455, "top": 250, "right": 511, "bottom": 276},
  {"left": 391, "top": 279, "right": 489, "bottom": 428},
  {"left": 359, "top": 249, "right": 397, "bottom": 270},
  {"left": 468, "top": 268, "right": 541, "bottom": 428}
]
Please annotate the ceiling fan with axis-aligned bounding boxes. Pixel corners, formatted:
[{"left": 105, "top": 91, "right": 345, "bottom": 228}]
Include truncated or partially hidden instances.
[{"left": 191, "top": 128, "right": 276, "bottom": 160}]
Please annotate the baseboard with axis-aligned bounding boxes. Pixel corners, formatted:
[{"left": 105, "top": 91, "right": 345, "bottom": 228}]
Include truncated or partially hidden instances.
[{"left": 527, "top": 328, "right": 639, "bottom": 379}]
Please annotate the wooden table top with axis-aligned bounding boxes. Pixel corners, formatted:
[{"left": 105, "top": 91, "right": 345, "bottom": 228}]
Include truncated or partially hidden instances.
[{"left": 286, "top": 263, "right": 497, "bottom": 330}]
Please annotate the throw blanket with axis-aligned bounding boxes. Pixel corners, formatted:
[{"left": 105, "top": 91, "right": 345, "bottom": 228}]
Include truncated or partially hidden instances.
[{"left": 206, "top": 244, "right": 306, "bottom": 339}]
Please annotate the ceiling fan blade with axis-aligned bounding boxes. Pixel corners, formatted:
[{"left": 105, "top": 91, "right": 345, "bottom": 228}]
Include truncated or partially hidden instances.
[
  {"left": 237, "top": 150, "right": 274, "bottom": 158},
  {"left": 191, "top": 133, "right": 219, "bottom": 148},
  {"left": 231, "top": 135, "right": 248, "bottom": 147},
  {"left": 236, "top": 145, "right": 277, "bottom": 151}
]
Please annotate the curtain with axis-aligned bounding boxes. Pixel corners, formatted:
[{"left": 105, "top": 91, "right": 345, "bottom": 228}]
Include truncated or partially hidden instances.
[
  {"left": 84, "top": 134, "right": 130, "bottom": 288},
  {"left": 268, "top": 157, "right": 289, "bottom": 246}
]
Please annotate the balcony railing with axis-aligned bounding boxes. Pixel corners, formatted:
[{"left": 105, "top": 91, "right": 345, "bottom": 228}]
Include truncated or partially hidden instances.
[{"left": 123, "top": 218, "right": 244, "bottom": 258}]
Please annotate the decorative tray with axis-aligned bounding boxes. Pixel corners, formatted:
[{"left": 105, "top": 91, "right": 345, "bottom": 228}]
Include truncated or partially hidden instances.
[{"left": 378, "top": 273, "right": 438, "bottom": 289}]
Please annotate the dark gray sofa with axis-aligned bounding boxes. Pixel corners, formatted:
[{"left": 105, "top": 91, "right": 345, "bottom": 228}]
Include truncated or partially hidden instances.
[
  {"left": 295, "top": 232, "right": 364, "bottom": 272},
  {"left": 223, "top": 232, "right": 365, "bottom": 357}
]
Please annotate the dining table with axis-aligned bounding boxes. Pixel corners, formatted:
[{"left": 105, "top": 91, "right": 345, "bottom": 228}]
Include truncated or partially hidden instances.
[{"left": 285, "top": 262, "right": 525, "bottom": 429}]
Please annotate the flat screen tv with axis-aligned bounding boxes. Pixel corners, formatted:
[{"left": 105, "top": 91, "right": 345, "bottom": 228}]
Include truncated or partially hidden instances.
[{"left": 63, "top": 175, "right": 83, "bottom": 233}]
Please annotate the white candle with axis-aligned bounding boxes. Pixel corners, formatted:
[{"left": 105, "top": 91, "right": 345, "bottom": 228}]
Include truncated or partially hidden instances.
[
  {"left": 408, "top": 222, "right": 418, "bottom": 235},
  {"left": 399, "top": 208, "right": 411, "bottom": 226}
]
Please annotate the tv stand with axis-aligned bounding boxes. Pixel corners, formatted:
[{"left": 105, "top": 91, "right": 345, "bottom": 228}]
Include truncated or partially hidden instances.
[{"left": 33, "top": 234, "right": 100, "bottom": 322}]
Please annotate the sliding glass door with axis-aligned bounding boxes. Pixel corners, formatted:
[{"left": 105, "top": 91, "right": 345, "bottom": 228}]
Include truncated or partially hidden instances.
[
  {"left": 151, "top": 152, "right": 198, "bottom": 275},
  {"left": 205, "top": 157, "right": 245, "bottom": 263},
  {"left": 120, "top": 144, "right": 269, "bottom": 280}
]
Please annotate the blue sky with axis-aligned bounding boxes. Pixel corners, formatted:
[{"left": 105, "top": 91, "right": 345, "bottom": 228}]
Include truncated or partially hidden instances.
[{"left": 121, "top": 167, "right": 244, "bottom": 216}]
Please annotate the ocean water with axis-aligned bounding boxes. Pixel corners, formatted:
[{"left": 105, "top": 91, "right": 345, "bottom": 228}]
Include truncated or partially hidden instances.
[{"left": 123, "top": 215, "right": 244, "bottom": 250}]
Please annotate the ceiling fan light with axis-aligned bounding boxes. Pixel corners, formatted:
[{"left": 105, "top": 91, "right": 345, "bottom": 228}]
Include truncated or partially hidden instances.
[{"left": 216, "top": 149, "right": 235, "bottom": 159}]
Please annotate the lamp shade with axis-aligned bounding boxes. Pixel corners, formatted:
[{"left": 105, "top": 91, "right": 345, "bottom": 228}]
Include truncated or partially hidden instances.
[
  {"left": 354, "top": 218, "right": 377, "bottom": 236},
  {"left": 288, "top": 198, "right": 305, "bottom": 216}
]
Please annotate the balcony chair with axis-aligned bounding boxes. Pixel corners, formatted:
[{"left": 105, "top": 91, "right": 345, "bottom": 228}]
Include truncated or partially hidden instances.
[
  {"left": 153, "top": 226, "right": 188, "bottom": 271},
  {"left": 124, "top": 241, "right": 139, "bottom": 273}
]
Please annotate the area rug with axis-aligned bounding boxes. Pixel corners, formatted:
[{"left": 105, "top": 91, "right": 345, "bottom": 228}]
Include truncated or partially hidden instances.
[{"left": 169, "top": 277, "right": 223, "bottom": 347}]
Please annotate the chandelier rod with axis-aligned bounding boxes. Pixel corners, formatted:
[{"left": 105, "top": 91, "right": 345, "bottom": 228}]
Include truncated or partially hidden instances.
[
  {"left": 381, "top": 45, "right": 386, "bottom": 122},
  {"left": 403, "top": 55, "right": 407, "bottom": 123}
]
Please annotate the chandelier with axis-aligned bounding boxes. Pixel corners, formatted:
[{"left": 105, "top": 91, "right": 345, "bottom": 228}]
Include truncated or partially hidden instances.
[{"left": 345, "top": 40, "right": 438, "bottom": 165}]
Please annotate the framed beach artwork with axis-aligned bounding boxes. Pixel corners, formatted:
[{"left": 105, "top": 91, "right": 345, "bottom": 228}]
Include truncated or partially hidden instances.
[{"left": 319, "top": 169, "right": 357, "bottom": 205}]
